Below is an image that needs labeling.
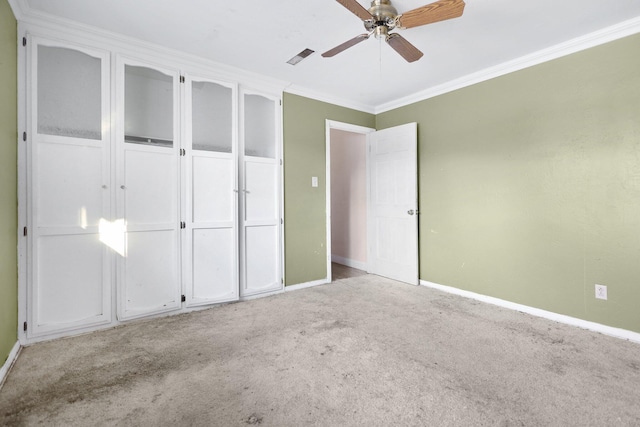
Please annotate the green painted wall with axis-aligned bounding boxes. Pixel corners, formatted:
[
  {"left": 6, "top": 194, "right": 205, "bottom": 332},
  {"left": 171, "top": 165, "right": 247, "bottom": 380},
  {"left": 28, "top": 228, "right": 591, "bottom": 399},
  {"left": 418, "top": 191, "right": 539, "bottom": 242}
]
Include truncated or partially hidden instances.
[
  {"left": 0, "top": 0, "right": 18, "bottom": 364},
  {"left": 377, "top": 33, "right": 640, "bottom": 333},
  {"left": 283, "top": 93, "right": 375, "bottom": 285}
]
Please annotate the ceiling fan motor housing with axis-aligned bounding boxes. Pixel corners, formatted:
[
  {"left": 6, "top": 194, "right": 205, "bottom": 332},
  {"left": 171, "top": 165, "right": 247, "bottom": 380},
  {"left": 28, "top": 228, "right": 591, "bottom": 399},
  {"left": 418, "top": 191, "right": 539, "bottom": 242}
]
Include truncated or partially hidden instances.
[{"left": 365, "top": 0, "right": 398, "bottom": 36}]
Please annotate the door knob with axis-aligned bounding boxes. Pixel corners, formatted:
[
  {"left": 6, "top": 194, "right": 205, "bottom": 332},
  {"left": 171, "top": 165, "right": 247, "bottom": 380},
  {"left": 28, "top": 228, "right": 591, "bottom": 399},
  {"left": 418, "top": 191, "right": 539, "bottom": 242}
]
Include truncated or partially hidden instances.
[{"left": 408, "top": 209, "right": 414, "bottom": 215}]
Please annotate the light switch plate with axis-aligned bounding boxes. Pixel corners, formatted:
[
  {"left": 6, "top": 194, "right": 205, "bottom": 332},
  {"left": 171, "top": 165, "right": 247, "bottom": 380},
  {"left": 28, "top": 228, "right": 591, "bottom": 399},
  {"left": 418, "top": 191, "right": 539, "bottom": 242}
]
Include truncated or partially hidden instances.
[{"left": 312, "top": 176, "right": 318, "bottom": 187}]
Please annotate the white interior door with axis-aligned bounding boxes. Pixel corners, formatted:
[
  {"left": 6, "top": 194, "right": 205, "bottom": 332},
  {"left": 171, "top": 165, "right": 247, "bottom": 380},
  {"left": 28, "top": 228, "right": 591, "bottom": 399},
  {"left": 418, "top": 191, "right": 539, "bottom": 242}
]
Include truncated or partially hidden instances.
[
  {"left": 28, "top": 39, "right": 112, "bottom": 337},
  {"left": 117, "top": 60, "right": 181, "bottom": 320},
  {"left": 368, "top": 123, "right": 419, "bottom": 285},
  {"left": 183, "top": 76, "right": 239, "bottom": 306},
  {"left": 240, "top": 91, "right": 283, "bottom": 297}
]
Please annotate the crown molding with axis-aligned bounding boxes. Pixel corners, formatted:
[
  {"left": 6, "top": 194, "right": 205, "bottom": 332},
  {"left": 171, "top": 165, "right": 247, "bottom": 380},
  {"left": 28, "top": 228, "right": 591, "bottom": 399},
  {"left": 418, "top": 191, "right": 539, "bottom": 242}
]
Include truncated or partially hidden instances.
[
  {"left": 375, "top": 16, "right": 640, "bottom": 114},
  {"left": 11, "top": 0, "right": 640, "bottom": 116},
  {"left": 284, "top": 85, "right": 376, "bottom": 115}
]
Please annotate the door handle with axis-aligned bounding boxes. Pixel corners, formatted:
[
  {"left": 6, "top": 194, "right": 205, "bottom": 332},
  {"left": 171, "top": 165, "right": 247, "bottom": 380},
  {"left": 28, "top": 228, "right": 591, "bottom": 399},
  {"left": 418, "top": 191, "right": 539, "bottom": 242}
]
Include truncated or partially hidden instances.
[{"left": 408, "top": 209, "right": 414, "bottom": 215}]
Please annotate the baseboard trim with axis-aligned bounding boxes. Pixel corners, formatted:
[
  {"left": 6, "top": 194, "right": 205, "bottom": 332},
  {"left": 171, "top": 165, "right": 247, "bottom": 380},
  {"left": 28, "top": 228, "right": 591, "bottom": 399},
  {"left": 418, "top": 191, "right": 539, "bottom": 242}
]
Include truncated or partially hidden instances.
[
  {"left": 0, "top": 342, "right": 21, "bottom": 390},
  {"left": 285, "top": 278, "right": 330, "bottom": 292},
  {"left": 420, "top": 280, "right": 640, "bottom": 344},
  {"left": 331, "top": 255, "right": 367, "bottom": 271}
]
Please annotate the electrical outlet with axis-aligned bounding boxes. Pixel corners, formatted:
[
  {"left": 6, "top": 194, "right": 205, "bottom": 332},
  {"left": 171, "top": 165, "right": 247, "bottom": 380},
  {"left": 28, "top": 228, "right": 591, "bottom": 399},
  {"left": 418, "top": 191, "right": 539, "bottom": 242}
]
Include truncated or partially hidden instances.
[
  {"left": 311, "top": 176, "right": 318, "bottom": 188},
  {"left": 595, "top": 284, "right": 607, "bottom": 300}
]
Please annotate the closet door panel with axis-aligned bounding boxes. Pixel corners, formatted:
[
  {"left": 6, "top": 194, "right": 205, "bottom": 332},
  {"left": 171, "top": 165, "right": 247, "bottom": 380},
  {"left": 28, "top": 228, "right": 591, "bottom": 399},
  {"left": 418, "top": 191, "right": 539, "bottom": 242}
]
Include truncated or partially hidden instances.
[
  {"left": 36, "top": 142, "right": 103, "bottom": 228},
  {"left": 244, "top": 225, "right": 279, "bottom": 293},
  {"left": 244, "top": 161, "right": 277, "bottom": 222},
  {"left": 192, "top": 156, "right": 233, "bottom": 223},
  {"left": 183, "top": 76, "right": 238, "bottom": 307},
  {"left": 124, "top": 149, "right": 177, "bottom": 226},
  {"left": 192, "top": 228, "right": 235, "bottom": 301},
  {"left": 123, "top": 230, "right": 180, "bottom": 314},
  {"left": 240, "top": 90, "right": 282, "bottom": 297},
  {"left": 28, "top": 39, "right": 112, "bottom": 338},
  {"left": 117, "top": 59, "right": 181, "bottom": 320},
  {"left": 35, "top": 234, "right": 105, "bottom": 330}
]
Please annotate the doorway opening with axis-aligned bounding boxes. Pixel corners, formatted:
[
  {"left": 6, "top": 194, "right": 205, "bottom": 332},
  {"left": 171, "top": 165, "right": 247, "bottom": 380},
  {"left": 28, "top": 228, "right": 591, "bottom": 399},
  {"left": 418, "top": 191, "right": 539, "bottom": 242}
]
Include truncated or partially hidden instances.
[{"left": 325, "top": 121, "right": 375, "bottom": 282}]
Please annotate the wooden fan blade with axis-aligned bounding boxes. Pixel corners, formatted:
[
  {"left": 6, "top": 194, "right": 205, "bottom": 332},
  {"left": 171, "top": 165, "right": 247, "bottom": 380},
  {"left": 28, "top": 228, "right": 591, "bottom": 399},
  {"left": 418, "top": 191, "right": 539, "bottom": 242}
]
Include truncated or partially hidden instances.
[
  {"left": 335, "top": 0, "right": 374, "bottom": 21},
  {"left": 322, "top": 33, "right": 370, "bottom": 57},
  {"left": 397, "top": 0, "right": 465, "bottom": 29},
  {"left": 386, "top": 33, "right": 424, "bottom": 63}
]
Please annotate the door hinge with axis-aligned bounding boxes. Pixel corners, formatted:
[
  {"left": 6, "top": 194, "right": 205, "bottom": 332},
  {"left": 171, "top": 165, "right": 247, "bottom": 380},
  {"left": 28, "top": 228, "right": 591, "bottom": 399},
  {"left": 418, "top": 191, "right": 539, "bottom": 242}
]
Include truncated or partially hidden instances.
[
  {"left": 180, "top": 148, "right": 186, "bottom": 156},
  {"left": 23, "top": 226, "right": 27, "bottom": 236},
  {"left": 23, "top": 132, "right": 27, "bottom": 142},
  {"left": 279, "top": 100, "right": 282, "bottom": 106},
  {"left": 280, "top": 218, "right": 283, "bottom": 225},
  {"left": 22, "top": 37, "right": 26, "bottom": 47},
  {"left": 180, "top": 221, "right": 186, "bottom": 229},
  {"left": 281, "top": 278, "right": 284, "bottom": 284},
  {"left": 23, "top": 321, "right": 27, "bottom": 332},
  {"left": 181, "top": 294, "right": 186, "bottom": 302},
  {"left": 180, "top": 75, "right": 185, "bottom": 83},
  {"left": 280, "top": 159, "right": 283, "bottom": 166}
]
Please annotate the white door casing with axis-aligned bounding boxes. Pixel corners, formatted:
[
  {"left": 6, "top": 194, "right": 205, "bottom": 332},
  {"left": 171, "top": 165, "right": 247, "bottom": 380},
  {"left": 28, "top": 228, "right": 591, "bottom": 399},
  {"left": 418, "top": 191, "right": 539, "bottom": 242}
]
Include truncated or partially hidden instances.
[
  {"left": 368, "top": 123, "right": 419, "bottom": 285},
  {"left": 325, "top": 120, "right": 376, "bottom": 282}
]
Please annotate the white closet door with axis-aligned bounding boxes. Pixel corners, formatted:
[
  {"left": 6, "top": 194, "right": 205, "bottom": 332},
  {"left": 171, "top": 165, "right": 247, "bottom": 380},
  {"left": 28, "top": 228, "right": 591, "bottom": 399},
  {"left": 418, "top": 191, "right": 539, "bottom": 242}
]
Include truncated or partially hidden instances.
[
  {"left": 183, "top": 76, "right": 238, "bottom": 306},
  {"left": 28, "top": 40, "right": 111, "bottom": 337},
  {"left": 117, "top": 60, "right": 181, "bottom": 320},
  {"left": 240, "top": 91, "right": 283, "bottom": 297}
]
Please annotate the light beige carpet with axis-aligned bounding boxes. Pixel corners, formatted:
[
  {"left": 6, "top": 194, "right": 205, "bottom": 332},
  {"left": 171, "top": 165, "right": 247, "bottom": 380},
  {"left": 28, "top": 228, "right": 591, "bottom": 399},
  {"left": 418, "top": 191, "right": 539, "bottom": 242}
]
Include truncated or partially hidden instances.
[{"left": 2, "top": 274, "right": 639, "bottom": 426}]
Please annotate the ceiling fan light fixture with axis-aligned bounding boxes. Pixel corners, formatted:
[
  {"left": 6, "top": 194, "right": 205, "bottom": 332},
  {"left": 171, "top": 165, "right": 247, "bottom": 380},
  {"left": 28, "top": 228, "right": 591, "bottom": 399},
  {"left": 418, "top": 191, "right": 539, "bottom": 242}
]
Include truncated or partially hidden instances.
[{"left": 287, "top": 48, "right": 315, "bottom": 65}]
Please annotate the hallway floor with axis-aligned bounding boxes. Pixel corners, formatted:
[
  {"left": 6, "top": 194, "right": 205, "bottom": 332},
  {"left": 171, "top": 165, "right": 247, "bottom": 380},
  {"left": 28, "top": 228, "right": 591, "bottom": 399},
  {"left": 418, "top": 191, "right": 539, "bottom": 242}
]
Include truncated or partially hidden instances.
[{"left": 331, "top": 262, "right": 367, "bottom": 281}]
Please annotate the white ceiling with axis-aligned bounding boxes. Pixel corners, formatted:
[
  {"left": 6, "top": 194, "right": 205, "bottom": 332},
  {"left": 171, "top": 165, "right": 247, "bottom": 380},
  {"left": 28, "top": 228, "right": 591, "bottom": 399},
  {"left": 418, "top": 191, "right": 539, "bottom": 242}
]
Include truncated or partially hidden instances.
[{"left": 19, "top": 0, "right": 640, "bottom": 111}]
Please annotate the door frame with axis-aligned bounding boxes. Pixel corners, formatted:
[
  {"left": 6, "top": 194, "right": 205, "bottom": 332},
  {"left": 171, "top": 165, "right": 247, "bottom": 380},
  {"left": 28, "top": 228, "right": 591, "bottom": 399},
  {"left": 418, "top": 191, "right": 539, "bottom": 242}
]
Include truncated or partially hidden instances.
[{"left": 325, "top": 120, "right": 375, "bottom": 282}]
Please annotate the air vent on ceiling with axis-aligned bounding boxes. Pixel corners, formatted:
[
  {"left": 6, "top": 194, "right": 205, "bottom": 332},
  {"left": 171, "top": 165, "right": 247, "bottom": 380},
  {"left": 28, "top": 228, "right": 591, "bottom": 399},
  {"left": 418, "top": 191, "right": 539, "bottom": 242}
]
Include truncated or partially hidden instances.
[{"left": 287, "top": 48, "right": 315, "bottom": 65}]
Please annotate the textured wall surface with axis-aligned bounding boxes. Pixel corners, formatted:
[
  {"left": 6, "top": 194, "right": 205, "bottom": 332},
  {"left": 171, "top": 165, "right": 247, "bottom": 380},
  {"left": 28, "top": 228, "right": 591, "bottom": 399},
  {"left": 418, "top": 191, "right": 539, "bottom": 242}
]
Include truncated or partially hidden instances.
[
  {"left": 377, "top": 33, "right": 640, "bottom": 333},
  {"left": 283, "top": 94, "right": 374, "bottom": 285},
  {"left": 0, "top": 0, "right": 18, "bottom": 364}
]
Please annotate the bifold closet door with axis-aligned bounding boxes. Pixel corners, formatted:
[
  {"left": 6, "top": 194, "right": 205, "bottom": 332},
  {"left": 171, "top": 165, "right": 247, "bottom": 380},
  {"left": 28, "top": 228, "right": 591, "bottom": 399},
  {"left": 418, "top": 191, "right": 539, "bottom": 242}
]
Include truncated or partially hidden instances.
[
  {"left": 117, "top": 60, "right": 181, "bottom": 320},
  {"left": 28, "top": 40, "right": 112, "bottom": 337},
  {"left": 183, "top": 77, "right": 239, "bottom": 306},
  {"left": 240, "top": 92, "right": 283, "bottom": 297}
]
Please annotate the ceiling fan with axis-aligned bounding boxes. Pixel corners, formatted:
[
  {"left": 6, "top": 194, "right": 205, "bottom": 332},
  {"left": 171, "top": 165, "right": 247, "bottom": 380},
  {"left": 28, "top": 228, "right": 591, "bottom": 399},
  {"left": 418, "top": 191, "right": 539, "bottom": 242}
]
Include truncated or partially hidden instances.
[{"left": 322, "top": 0, "right": 466, "bottom": 63}]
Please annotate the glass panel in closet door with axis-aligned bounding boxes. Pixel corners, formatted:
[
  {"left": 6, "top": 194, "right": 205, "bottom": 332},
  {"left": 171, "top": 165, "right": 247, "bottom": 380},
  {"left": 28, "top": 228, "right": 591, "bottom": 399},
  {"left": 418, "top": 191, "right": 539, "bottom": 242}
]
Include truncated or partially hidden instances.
[
  {"left": 124, "top": 65, "right": 173, "bottom": 147},
  {"left": 192, "top": 81, "right": 232, "bottom": 152},
  {"left": 244, "top": 94, "right": 275, "bottom": 158},
  {"left": 37, "top": 46, "right": 102, "bottom": 140}
]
